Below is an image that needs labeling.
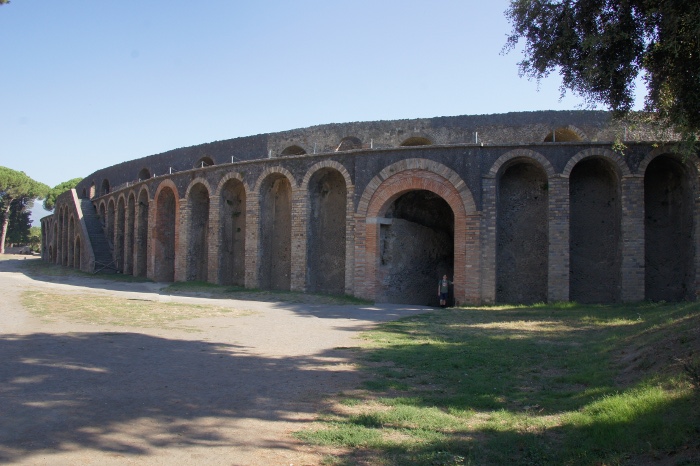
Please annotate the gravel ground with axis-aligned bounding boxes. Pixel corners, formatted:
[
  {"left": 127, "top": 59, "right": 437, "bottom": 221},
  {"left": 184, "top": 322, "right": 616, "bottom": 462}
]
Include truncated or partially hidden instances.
[{"left": 0, "top": 256, "right": 432, "bottom": 465}]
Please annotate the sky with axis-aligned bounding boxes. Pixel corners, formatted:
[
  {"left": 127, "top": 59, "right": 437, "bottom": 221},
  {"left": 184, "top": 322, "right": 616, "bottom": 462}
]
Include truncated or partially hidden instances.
[{"left": 0, "top": 1, "right": 643, "bottom": 222}]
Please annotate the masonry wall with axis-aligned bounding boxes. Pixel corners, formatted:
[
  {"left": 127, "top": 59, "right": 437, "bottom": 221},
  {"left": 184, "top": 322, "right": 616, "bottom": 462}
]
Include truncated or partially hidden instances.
[{"left": 45, "top": 111, "right": 698, "bottom": 306}]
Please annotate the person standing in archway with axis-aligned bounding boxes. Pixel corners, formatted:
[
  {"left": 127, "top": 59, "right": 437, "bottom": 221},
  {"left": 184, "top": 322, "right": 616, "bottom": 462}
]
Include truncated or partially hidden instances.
[{"left": 438, "top": 274, "right": 453, "bottom": 308}]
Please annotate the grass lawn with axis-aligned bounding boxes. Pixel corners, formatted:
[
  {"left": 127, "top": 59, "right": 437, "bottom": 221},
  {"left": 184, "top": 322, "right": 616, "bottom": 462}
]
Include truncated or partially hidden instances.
[{"left": 296, "top": 302, "right": 700, "bottom": 465}]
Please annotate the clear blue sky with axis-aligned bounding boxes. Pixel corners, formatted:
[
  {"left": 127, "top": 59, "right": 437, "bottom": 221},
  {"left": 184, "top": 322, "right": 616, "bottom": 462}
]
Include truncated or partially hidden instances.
[{"left": 0, "top": 1, "right": 642, "bottom": 220}]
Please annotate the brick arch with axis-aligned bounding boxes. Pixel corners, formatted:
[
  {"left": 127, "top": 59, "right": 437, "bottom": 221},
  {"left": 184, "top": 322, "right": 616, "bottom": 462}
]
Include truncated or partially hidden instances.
[
  {"left": 137, "top": 185, "right": 152, "bottom": 202},
  {"left": 300, "top": 160, "right": 353, "bottom": 191},
  {"left": 214, "top": 172, "right": 251, "bottom": 198},
  {"left": 357, "top": 162, "right": 479, "bottom": 304},
  {"left": 487, "top": 149, "right": 556, "bottom": 178},
  {"left": 358, "top": 159, "right": 475, "bottom": 215},
  {"left": 184, "top": 177, "right": 213, "bottom": 200},
  {"left": 153, "top": 179, "right": 180, "bottom": 282},
  {"left": 563, "top": 148, "right": 631, "bottom": 178},
  {"left": 639, "top": 146, "right": 700, "bottom": 182},
  {"left": 542, "top": 125, "right": 587, "bottom": 142},
  {"left": 254, "top": 166, "right": 297, "bottom": 191}
]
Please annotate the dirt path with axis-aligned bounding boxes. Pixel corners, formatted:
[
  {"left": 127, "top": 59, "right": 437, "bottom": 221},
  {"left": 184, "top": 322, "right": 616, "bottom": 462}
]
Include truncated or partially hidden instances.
[{"left": 0, "top": 257, "right": 432, "bottom": 465}]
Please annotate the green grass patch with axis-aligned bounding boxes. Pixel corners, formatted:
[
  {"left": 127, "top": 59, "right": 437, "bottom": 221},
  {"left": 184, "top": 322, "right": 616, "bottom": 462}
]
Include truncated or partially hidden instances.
[
  {"left": 296, "top": 302, "right": 700, "bottom": 465},
  {"left": 22, "top": 290, "right": 255, "bottom": 330}
]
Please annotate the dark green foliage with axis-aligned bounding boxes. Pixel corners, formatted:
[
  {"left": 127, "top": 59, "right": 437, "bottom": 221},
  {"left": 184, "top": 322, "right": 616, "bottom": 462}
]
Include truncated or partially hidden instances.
[
  {"left": 43, "top": 177, "right": 83, "bottom": 211},
  {"left": 0, "top": 196, "right": 33, "bottom": 244},
  {"left": 0, "top": 166, "right": 49, "bottom": 253},
  {"left": 505, "top": 0, "right": 700, "bottom": 146}
]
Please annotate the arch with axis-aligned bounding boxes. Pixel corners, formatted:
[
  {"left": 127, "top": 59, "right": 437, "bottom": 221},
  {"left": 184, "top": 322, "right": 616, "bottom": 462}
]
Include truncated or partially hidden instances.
[
  {"left": 101, "top": 179, "right": 110, "bottom": 196},
  {"left": 67, "top": 216, "right": 75, "bottom": 268},
  {"left": 74, "top": 236, "right": 81, "bottom": 270},
  {"left": 195, "top": 156, "right": 214, "bottom": 169},
  {"left": 644, "top": 154, "right": 695, "bottom": 301},
  {"left": 115, "top": 196, "right": 126, "bottom": 272},
  {"left": 218, "top": 176, "right": 247, "bottom": 286},
  {"left": 487, "top": 149, "right": 556, "bottom": 179},
  {"left": 153, "top": 182, "right": 179, "bottom": 282},
  {"left": 306, "top": 166, "right": 348, "bottom": 294},
  {"left": 254, "top": 166, "right": 298, "bottom": 192},
  {"left": 258, "top": 172, "right": 293, "bottom": 290},
  {"left": 359, "top": 161, "right": 477, "bottom": 304},
  {"left": 138, "top": 168, "right": 151, "bottom": 181},
  {"left": 280, "top": 145, "right": 307, "bottom": 156},
  {"left": 89, "top": 182, "right": 96, "bottom": 199},
  {"left": 544, "top": 125, "right": 586, "bottom": 142},
  {"left": 134, "top": 188, "right": 149, "bottom": 277},
  {"left": 106, "top": 199, "right": 116, "bottom": 253},
  {"left": 335, "top": 136, "right": 363, "bottom": 151},
  {"left": 569, "top": 156, "right": 622, "bottom": 303},
  {"left": 496, "top": 159, "right": 549, "bottom": 303},
  {"left": 400, "top": 136, "right": 432, "bottom": 147},
  {"left": 125, "top": 192, "right": 136, "bottom": 275},
  {"left": 185, "top": 181, "right": 210, "bottom": 282},
  {"left": 563, "top": 148, "right": 631, "bottom": 178}
]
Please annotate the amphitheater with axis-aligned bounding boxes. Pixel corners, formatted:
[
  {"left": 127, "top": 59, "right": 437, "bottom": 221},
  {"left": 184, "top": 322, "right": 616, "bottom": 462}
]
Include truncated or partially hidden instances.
[{"left": 40, "top": 110, "right": 698, "bottom": 305}]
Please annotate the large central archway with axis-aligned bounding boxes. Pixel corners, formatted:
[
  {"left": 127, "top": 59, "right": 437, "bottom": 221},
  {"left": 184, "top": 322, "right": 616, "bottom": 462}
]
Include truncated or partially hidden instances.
[
  {"left": 358, "top": 161, "right": 477, "bottom": 305},
  {"left": 378, "top": 190, "right": 454, "bottom": 305}
]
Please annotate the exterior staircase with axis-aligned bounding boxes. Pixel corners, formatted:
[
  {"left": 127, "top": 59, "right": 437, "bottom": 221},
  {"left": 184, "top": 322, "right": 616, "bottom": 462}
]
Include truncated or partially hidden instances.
[{"left": 80, "top": 199, "right": 118, "bottom": 273}]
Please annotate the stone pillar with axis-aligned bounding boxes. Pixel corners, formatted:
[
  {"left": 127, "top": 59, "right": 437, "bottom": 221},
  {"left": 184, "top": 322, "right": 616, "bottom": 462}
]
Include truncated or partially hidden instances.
[
  {"left": 344, "top": 185, "right": 356, "bottom": 295},
  {"left": 174, "top": 199, "right": 188, "bottom": 282},
  {"left": 245, "top": 191, "right": 260, "bottom": 289},
  {"left": 480, "top": 176, "right": 497, "bottom": 304},
  {"left": 207, "top": 195, "right": 221, "bottom": 284},
  {"left": 290, "top": 186, "right": 307, "bottom": 292},
  {"left": 464, "top": 213, "right": 482, "bottom": 305},
  {"left": 353, "top": 214, "right": 369, "bottom": 300},
  {"left": 146, "top": 198, "right": 156, "bottom": 280},
  {"left": 621, "top": 174, "right": 645, "bottom": 302},
  {"left": 548, "top": 175, "right": 570, "bottom": 302}
]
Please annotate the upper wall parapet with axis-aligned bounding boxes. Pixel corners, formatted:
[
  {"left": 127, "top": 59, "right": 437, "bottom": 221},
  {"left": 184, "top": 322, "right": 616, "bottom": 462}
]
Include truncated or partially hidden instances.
[{"left": 74, "top": 110, "right": 677, "bottom": 199}]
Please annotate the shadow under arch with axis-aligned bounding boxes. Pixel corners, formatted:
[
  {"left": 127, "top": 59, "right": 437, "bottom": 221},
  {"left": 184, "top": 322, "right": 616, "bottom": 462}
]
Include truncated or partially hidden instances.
[
  {"left": 358, "top": 160, "right": 477, "bottom": 305},
  {"left": 153, "top": 181, "right": 180, "bottom": 282}
]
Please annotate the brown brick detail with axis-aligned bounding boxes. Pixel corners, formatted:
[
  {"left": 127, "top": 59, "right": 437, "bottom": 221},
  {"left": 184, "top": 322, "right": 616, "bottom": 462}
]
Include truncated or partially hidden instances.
[
  {"left": 562, "top": 148, "right": 632, "bottom": 178},
  {"left": 548, "top": 175, "right": 570, "bottom": 301},
  {"left": 487, "top": 149, "right": 556, "bottom": 178},
  {"left": 357, "top": 164, "right": 478, "bottom": 304}
]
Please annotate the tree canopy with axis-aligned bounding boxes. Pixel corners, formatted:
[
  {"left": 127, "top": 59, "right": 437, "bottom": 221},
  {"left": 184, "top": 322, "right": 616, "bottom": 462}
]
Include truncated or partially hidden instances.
[
  {"left": 505, "top": 0, "right": 700, "bottom": 145},
  {"left": 0, "top": 166, "right": 49, "bottom": 254},
  {"left": 43, "top": 177, "right": 83, "bottom": 211}
]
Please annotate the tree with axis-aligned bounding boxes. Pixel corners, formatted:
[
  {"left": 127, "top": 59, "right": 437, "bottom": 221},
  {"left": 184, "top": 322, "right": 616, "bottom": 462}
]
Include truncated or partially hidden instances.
[
  {"left": 0, "top": 167, "right": 48, "bottom": 254},
  {"left": 43, "top": 177, "right": 83, "bottom": 211},
  {"left": 0, "top": 196, "right": 33, "bottom": 245},
  {"left": 505, "top": 0, "right": 700, "bottom": 146}
]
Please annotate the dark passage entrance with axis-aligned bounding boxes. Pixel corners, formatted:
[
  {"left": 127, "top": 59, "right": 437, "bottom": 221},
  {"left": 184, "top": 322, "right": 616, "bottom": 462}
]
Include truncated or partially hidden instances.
[
  {"left": 645, "top": 156, "right": 694, "bottom": 301},
  {"left": 377, "top": 190, "right": 454, "bottom": 305}
]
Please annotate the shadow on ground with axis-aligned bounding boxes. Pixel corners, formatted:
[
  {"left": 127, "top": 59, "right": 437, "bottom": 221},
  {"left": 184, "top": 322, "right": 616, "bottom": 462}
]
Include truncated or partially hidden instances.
[{"left": 0, "top": 331, "right": 355, "bottom": 462}]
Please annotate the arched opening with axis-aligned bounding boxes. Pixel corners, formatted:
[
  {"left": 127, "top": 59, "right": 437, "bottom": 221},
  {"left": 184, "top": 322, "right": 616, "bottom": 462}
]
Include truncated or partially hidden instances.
[
  {"left": 106, "top": 201, "right": 116, "bottom": 257},
  {"left": 99, "top": 203, "right": 107, "bottom": 230},
  {"left": 115, "top": 197, "right": 126, "bottom": 272},
  {"left": 644, "top": 156, "right": 695, "bottom": 301},
  {"left": 195, "top": 157, "right": 214, "bottom": 169},
  {"left": 400, "top": 137, "right": 432, "bottom": 147},
  {"left": 570, "top": 158, "right": 621, "bottom": 303},
  {"left": 53, "top": 222, "right": 59, "bottom": 264},
  {"left": 186, "top": 183, "right": 210, "bottom": 281},
  {"left": 101, "top": 179, "right": 110, "bottom": 196},
  {"left": 259, "top": 174, "right": 292, "bottom": 290},
  {"left": 307, "top": 168, "right": 347, "bottom": 294},
  {"left": 125, "top": 194, "right": 135, "bottom": 275},
  {"left": 335, "top": 137, "right": 363, "bottom": 152},
  {"left": 55, "top": 210, "right": 62, "bottom": 264},
  {"left": 496, "top": 161, "right": 548, "bottom": 303},
  {"left": 135, "top": 190, "right": 149, "bottom": 277},
  {"left": 219, "top": 179, "right": 246, "bottom": 286},
  {"left": 281, "top": 145, "right": 306, "bottom": 156},
  {"left": 377, "top": 190, "right": 454, "bottom": 305},
  {"left": 544, "top": 127, "right": 583, "bottom": 142},
  {"left": 138, "top": 168, "right": 151, "bottom": 181},
  {"left": 154, "top": 187, "right": 177, "bottom": 282},
  {"left": 74, "top": 236, "right": 81, "bottom": 269},
  {"left": 61, "top": 208, "right": 68, "bottom": 266},
  {"left": 49, "top": 245, "right": 54, "bottom": 262},
  {"left": 67, "top": 216, "right": 75, "bottom": 268},
  {"left": 89, "top": 182, "right": 96, "bottom": 199}
]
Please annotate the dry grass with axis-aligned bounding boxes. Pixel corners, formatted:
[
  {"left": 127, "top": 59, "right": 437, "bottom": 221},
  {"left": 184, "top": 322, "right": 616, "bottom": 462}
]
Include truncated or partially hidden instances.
[{"left": 22, "top": 290, "right": 255, "bottom": 330}]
